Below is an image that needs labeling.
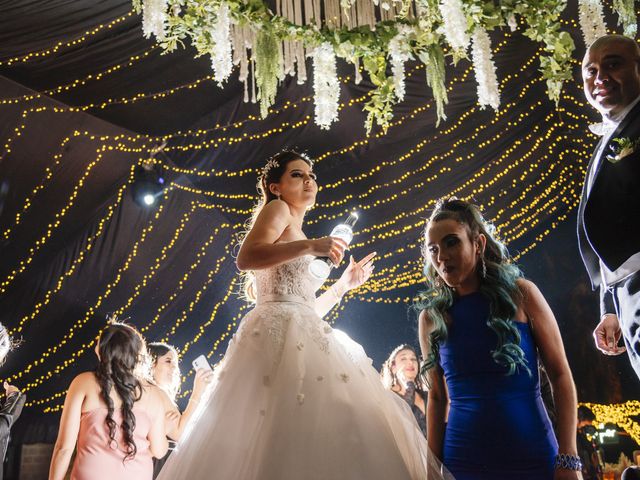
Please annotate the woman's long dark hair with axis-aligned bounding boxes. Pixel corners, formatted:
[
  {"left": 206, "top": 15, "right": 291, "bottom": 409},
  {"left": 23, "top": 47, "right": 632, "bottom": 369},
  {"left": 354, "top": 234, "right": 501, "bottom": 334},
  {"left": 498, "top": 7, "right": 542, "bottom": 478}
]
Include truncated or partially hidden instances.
[
  {"left": 416, "top": 198, "right": 529, "bottom": 378},
  {"left": 240, "top": 149, "right": 314, "bottom": 301},
  {"left": 94, "top": 322, "right": 145, "bottom": 461}
]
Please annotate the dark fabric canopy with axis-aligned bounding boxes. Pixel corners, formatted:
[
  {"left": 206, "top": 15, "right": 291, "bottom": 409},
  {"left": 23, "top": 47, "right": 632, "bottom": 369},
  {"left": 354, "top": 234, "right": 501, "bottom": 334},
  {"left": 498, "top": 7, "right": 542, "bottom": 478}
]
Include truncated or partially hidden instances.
[{"left": 0, "top": 0, "right": 638, "bottom": 439}]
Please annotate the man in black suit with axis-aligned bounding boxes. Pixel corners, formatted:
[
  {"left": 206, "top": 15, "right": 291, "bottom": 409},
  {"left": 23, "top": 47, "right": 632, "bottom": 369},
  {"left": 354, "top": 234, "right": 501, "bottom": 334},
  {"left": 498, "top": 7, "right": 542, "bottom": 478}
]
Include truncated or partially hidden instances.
[{"left": 579, "top": 34, "right": 640, "bottom": 379}]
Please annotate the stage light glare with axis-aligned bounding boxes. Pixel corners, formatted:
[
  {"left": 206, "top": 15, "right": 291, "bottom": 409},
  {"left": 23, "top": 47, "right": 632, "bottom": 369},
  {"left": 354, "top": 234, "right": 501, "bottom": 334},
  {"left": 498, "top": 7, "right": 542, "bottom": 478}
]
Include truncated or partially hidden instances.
[{"left": 132, "top": 163, "right": 165, "bottom": 208}]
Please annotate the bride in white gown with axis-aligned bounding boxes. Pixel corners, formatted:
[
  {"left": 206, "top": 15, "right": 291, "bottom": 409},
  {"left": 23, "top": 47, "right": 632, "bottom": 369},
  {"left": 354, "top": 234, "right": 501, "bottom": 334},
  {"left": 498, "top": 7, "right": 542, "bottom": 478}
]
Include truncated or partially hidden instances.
[{"left": 157, "top": 150, "right": 452, "bottom": 480}]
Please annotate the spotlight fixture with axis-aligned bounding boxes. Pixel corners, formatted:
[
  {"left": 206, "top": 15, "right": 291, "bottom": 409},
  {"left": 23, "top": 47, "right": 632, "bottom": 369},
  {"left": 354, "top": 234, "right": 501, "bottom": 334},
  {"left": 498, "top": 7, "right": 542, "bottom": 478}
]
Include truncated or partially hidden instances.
[
  {"left": 132, "top": 162, "right": 165, "bottom": 208},
  {"left": 132, "top": 143, "right": 167, "bottom": 208}
]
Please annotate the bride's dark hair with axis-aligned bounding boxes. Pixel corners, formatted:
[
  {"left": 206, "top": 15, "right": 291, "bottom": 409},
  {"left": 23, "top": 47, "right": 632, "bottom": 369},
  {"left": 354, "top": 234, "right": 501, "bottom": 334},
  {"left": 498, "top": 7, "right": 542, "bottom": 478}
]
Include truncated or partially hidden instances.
[
  {"left": 239, "top": 149, "right": 314, "bottom": 302},
  {"left": 95, "top": 322, "right": 145, "bottom": 461}
]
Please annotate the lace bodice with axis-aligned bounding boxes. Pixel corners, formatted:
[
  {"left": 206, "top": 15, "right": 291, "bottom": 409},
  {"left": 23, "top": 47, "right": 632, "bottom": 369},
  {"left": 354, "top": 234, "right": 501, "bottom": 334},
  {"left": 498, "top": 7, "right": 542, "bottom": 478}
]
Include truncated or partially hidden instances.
[{"left": 254, "top": 255, "right": 322, "bottom": 305}]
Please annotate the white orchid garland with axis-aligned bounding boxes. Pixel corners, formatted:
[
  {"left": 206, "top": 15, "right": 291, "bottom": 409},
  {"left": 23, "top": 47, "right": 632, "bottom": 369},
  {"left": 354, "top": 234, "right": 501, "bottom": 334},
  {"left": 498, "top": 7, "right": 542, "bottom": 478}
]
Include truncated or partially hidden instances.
[
  {"left": 471, "top": 26, "right": 500, "bottom": 110},
  {"left": 578, "top": 0, "right": 607, "bottom": 47},
  {"left": 134, "top": 0, "right": 577, "bottom": 133},
  {"left": 438, "top": 0, "right": 470, "bottom": 59},
  {"left": 141, "top": 0, "right": 168, "bottom": 40},
  {"left": 209, "top": 2, "right": 234, "bottom": 85},
  {"left": 388, "top": 26, "right": 414, "bottom": 102},
  {"left": 312, "top": 42, "right": 340, "bottom": 129}
]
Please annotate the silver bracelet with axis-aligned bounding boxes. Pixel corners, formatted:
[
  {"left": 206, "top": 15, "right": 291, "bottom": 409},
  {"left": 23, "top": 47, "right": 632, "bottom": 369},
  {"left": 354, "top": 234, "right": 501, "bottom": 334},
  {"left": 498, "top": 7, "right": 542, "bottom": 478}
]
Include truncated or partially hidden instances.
[{"left": 554, "top": 453, "right": 582, "bottom": 471}]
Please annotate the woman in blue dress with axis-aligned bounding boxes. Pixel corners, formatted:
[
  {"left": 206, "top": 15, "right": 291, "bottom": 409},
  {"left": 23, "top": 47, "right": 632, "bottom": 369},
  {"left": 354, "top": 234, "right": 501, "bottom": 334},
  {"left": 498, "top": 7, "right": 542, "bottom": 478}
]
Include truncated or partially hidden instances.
[{"left": 417, "top": 198, "right": 582, "bottom": 480}]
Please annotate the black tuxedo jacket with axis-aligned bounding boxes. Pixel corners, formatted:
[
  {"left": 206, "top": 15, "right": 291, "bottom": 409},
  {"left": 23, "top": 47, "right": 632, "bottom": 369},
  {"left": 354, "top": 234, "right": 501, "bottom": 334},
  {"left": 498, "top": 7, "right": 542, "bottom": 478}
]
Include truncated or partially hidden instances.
[{"left": 577, "top": 100, "right": 640, "bottom": 316}]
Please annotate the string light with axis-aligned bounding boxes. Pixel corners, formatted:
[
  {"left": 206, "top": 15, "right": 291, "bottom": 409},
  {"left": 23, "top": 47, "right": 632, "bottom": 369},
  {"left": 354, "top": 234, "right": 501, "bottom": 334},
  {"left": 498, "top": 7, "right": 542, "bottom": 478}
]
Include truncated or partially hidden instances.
[
  {"left": 0, "top": 47, "right": 159, "bottom": 105},
  {"left": 0, "top": 12, "right": 136, "bottom": 67},
  {"left": 20, "top": 96, "right": 584, "bottom": 386},
  {"left": 7, "top": 198, "right": 208, "bottom": 391},
  {"left": 8, "top": 162, "right": 158, "bottom": 336},
  {"left": 4, "top": 22, "right": 605, "bottom": 414},
  {"left": 28, "top": 221, "right": 237, "bottom": 408},
  {"left": 582, "top": 401, "right": 640, "bottom": 446},
  {"left": 0, "top": 142, "right": 154, "bottom": 296}
]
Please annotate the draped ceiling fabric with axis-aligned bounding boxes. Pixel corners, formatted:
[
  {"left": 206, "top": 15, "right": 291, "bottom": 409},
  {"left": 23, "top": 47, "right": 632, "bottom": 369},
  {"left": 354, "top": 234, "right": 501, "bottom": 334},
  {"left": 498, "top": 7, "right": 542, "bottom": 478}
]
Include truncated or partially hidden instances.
[{"left": 0, "top": 0, "right": 638, "bottom": 437}]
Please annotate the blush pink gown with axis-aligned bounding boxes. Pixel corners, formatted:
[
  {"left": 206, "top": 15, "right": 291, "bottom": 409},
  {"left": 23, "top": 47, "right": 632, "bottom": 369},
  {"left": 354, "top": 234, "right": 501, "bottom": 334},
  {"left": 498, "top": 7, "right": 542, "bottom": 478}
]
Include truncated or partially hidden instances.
[{"left": 70, "top": 406, "right": 153, "bottom": 480}]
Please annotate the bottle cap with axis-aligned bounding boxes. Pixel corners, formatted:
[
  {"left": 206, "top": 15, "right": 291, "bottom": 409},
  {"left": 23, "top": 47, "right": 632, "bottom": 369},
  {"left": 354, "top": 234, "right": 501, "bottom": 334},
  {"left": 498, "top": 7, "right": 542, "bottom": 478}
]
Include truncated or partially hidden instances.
[{"left": 345, "top": 211, "right": 358, "bottom": 228}]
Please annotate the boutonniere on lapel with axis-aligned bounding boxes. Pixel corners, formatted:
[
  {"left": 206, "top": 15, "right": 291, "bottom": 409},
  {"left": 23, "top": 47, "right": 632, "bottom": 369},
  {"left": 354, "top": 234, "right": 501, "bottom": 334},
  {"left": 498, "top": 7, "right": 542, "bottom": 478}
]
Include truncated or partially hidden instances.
[{"left": 606, "top": 137, "right": 640, "bottom": 164}]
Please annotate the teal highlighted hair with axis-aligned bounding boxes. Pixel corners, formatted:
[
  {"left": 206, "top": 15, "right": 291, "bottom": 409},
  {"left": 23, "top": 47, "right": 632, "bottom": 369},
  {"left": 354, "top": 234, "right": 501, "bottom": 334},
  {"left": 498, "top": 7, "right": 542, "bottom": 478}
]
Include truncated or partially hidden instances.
[{"left": 416, "top": 198, "right": 531, "bottom": 378}]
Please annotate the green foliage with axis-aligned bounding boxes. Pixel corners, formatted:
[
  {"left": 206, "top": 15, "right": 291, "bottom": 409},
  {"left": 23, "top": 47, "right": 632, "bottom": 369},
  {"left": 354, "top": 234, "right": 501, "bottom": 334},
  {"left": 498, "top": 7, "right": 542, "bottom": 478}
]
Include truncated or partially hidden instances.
[
  {"left": 418, "top": 45, "right": 448, "bottom": 125},
  {"left": 139, "top": 0, "right": 577, "bottom": 131},
  {"left": 362, "top": 55, "right": 396, "bottom": 133},
  {"left": 512, "top": 0, "right": 575, "bottom": 104},
  {"left": 613, "top": 0, "right": 637, "bottom": 37},
  {"left": 255, "top": 28, "right": 282, "bottom": 118}
]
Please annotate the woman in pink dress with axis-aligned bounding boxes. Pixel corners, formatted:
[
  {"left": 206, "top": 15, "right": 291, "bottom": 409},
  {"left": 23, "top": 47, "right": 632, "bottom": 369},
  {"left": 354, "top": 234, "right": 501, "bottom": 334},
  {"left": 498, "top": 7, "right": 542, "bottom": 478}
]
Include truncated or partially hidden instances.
[{"left": 49, "top": 322, "right": 172, "bottom": 480}]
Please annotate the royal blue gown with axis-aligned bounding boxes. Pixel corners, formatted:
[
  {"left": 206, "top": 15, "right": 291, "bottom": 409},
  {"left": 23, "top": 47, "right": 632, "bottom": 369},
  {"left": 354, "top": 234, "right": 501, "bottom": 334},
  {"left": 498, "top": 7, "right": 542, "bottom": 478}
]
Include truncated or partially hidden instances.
[{"left": 438, "top": 291, "right": 558, "bottom": 479}]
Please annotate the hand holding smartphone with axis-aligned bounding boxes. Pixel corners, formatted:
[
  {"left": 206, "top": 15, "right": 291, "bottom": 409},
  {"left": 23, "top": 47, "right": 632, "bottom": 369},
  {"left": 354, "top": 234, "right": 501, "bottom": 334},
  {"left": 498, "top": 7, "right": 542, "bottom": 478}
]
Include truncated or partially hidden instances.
[{"left": 192, "top": 354, "right": 213, "bottom": 372}]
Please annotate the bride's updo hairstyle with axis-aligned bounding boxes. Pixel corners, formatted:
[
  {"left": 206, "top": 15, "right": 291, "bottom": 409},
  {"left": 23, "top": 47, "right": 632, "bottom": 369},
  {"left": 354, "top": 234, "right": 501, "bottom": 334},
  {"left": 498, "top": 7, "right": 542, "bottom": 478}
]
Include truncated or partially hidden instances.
[
  {"left": 257, "top": 150, "right": 313, "bottom": 205},
  {"left": 240, "top": 150, "right": 314, "bottom": 302}
]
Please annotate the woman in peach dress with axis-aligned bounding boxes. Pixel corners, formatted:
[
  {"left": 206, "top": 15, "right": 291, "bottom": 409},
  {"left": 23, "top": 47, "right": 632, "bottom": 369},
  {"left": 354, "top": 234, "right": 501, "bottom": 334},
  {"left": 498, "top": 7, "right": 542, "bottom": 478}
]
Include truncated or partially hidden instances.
[{"left": 49, "top": 322, "right": 173, "bottom": 480}]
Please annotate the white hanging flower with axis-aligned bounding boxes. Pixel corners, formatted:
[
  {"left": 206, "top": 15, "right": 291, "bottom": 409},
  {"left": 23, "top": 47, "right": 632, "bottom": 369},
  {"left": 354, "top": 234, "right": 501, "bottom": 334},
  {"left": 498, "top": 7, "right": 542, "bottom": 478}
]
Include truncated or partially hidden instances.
[
  {"left": 578, "top": 0, "right": 607, "bottom": 47},
  {"left": 471, "top": 27, "right": 500, "bottom": 110},
  {"left": 438, "top": 0, "right": 470, "bottom": 56},
  {"left": 142, "top": 0, "right": 168, "bottom": 40},
  {"left": 312, "top": 42, "right": 340, "bottom": 130},
  {"left": 507, "top": 13, "right": 518, "bottom": 32},
  {"left": 210, "top": 2, "right": 233, "bottom": 85},
  {"left": 388, "top": 27, "right": 414, "bottom": 102}
]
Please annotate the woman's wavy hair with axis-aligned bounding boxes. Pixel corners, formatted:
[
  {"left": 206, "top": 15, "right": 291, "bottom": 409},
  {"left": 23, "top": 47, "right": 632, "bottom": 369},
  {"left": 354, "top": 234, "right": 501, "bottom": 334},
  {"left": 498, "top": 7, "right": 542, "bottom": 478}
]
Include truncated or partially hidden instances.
[
  {"left": 380, "top": 344, "right": 427, "bottom": 393},
  {"left": 95, "top": 321, "right": 146, "bottom": 462},
  {"left": 415, "top": 198, "right": 529, "bottom": 379},
  {"left": 239, "top": 149, "right": 314, "bottom": 302},
  {"left": 147, "top": 342, "right": 181, "bottom": 401}
]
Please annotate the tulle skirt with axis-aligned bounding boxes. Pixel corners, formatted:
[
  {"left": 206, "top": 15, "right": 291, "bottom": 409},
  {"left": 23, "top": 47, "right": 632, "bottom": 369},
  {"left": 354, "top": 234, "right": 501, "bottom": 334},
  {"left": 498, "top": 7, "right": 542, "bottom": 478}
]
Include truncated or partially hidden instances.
[{"left": 157, "top": 299, "right": 452, "bottom": 480}]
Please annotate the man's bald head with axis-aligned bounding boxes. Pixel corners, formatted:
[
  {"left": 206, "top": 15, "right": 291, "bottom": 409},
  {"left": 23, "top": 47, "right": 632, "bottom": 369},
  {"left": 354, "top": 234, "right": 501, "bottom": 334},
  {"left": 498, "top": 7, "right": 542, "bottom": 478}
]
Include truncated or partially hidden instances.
[
  {"left": 585, "top": 35, "right": 640, "bottom": 65},
  {"left": 582, "top": 35, "right": 640, "bottom": 116}
]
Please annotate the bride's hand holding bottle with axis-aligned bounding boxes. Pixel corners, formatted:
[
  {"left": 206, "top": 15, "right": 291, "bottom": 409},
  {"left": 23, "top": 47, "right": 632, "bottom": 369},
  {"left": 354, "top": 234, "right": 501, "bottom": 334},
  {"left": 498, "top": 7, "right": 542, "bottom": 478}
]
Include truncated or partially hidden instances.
[{"left": 307, "top": 236, "right": 348, "bottom": 266}]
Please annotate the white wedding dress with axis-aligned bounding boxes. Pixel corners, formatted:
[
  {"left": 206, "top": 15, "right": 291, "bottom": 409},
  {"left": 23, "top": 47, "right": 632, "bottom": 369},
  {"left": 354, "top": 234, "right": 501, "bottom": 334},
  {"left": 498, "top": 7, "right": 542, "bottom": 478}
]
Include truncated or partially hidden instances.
[{"left": 157, "top": 255, "right": 452, "bottom": 480}]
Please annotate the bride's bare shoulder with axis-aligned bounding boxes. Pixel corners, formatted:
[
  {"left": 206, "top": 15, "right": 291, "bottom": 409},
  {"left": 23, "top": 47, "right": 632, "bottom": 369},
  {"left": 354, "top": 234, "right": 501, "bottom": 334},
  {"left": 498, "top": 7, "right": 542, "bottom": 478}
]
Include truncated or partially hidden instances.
[{"left": 260, "top": 199, "right": 292, "bottom": 218}]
